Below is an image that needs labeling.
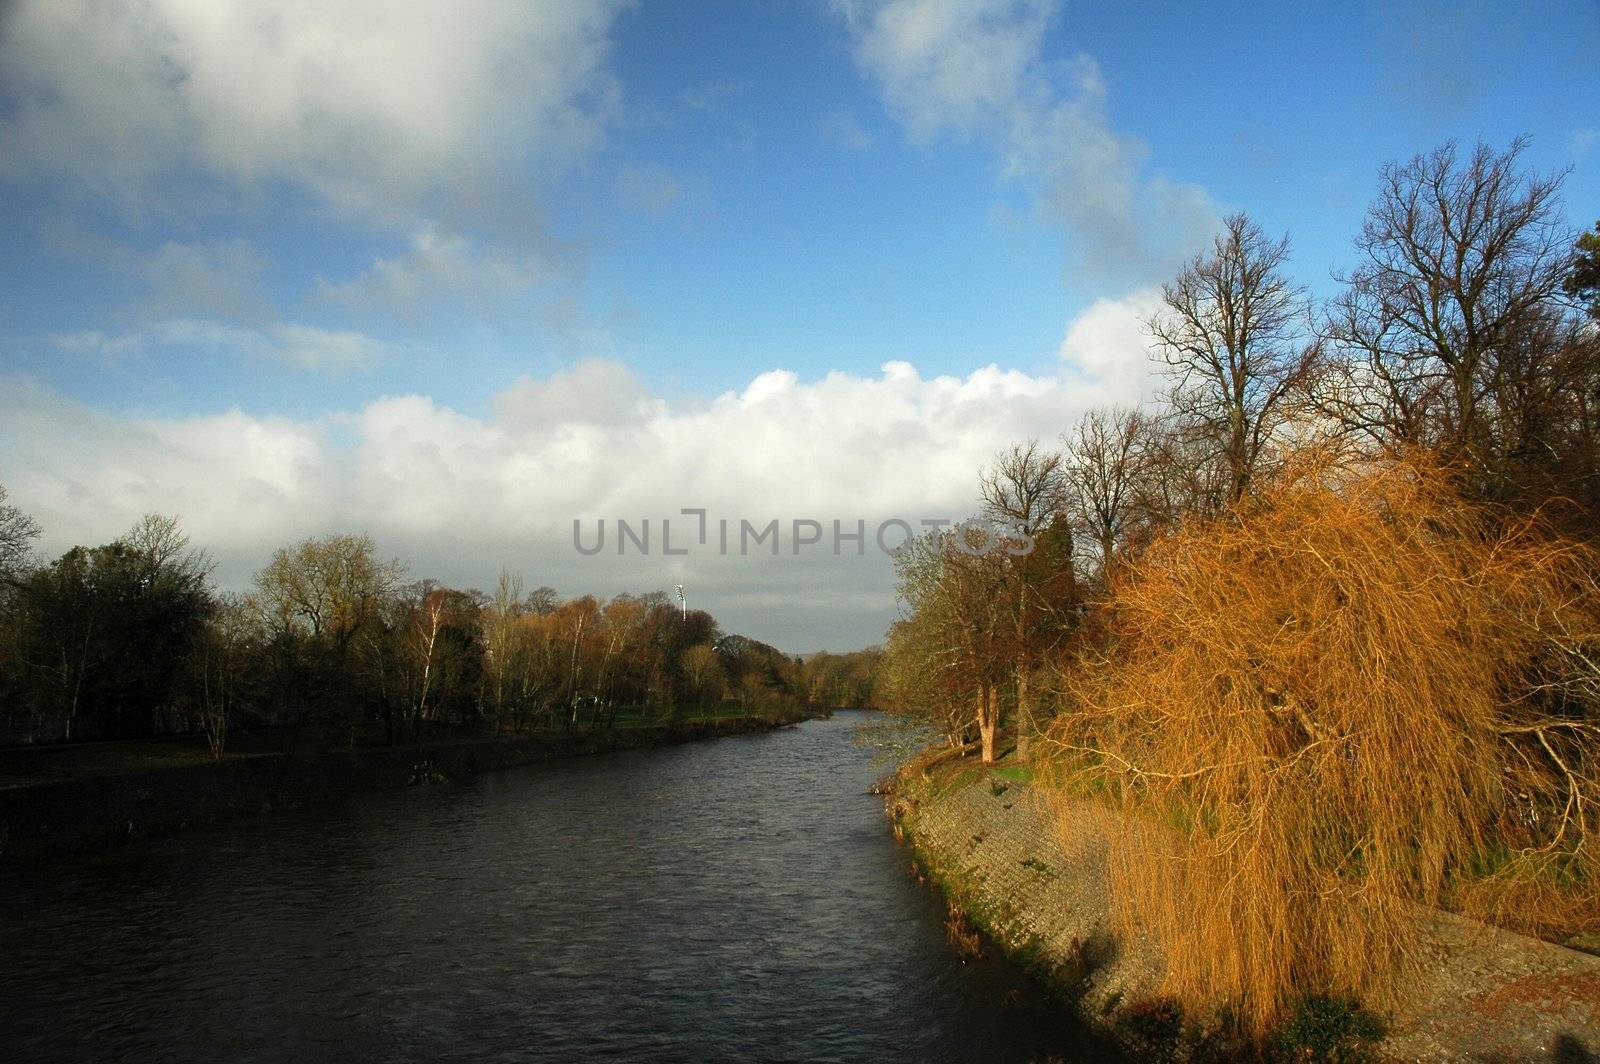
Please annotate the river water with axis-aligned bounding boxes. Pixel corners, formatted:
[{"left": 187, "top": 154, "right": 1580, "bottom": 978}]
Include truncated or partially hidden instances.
[{"left": 1, "top": 712, "right": 1119, "bottom": 1062}]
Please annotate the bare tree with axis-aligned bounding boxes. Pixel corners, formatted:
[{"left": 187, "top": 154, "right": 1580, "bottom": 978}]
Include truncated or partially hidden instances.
[
  {"left": 1148, "top": 212, "right": 1310, "bottom": 504},
  {"left": 526, "top": 585, "right": 559, "bottom": 615},
  {"left": 1062, "top": 406, "right": 1146, "bottom": 584},
  {"left": 1316, "top": 139, "right": 1575, "bottom": 483},
  {"left": 681, "top": 643, "right": 722, "bottom": 703},
  {"left": 404, "top": 581, "right": 447, "bottom": 737},
  {"left": 979, "top": 440, "right": 1066, "bottom": 535},
  {"left": 193, "top": 593, "right": 255, "bottom": 759},
  {"left": 254, "top": 533, "right": 403, "bottom": 663},
  {"left": 0, "top": 484, "right": 41, "bottom": 585},
  {"left": 482, "top": 569, "right": 524, "bottom": 734},
  {"left": 123, "top": 513, "right": 213, "bottom": 585}
]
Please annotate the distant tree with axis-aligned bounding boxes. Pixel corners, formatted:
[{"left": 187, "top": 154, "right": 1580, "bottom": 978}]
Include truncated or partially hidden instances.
[
  {"left": 505, "top": 610, "right": 564, "bottom": 729},
  {"left": 681, "top": 643, "right": 722, "bottom": 704},
  {"left": 0, "top": 485, "right": 41, "bottom": 740},
  {"left": 893, "top": 528, "right": 1010, "bottom": 763},
  {"left": 482, "top": 570, "right": 524, "bottom": 734},
  {"left": 18, "top": 547, "right": 99, "bottom": 740},
  {"left": 526, "top": 585, "right": 559, "bottom": 615},
  {"left": 191, "top": 592, "right": 259, "bottom": 758},
  {"left": 547, "top": 594, "right": 599, "bottom": 725},
  {"left": 800, "top": 648, "right": 884, "bottom": 709},
  {"left": 255, "top": 534, "right": 402, "bottom": 665},
  {"left": 18, "top": 515, "right": 213, "bottom": 740},
  {"left": 254, "top": 533, "right": 402, "bottom": 740},
  {"left": 878, "top": 613, "right": 968, "bottom": 745},
  {"left": 639, "top": 600, "right": 718, "bottom": 716},
  {"left": 1148, "top": 212, "right": 1310, "bottom": 504},
  {"left": 715, "top": 632, "right": 795, "bottom": 712},
  {"left": 383, "top": 581, "right": 478, "bottom": 741}
]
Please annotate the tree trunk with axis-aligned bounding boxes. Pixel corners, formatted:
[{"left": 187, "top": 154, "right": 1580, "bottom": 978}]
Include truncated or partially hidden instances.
[
  {"left": 978, "top": 683, "right": 999, "bottom": 764},
  {"left": 1014, "top": 671, "right": 1032, "bottom": 764}
]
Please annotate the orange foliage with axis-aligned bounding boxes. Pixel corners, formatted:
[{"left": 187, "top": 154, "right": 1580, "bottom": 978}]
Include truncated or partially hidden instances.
[{"left": 1048, "top": 449, "right": 1600, "bottom": 1036}]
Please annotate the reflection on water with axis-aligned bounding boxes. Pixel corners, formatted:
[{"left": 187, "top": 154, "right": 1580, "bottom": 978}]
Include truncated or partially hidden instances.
[{"left": 1, "top": 712, "right": 1119, "bottom": 1062}]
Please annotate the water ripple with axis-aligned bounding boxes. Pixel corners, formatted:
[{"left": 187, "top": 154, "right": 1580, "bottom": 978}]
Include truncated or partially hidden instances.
[{"left": 1, "top": 713, "right": 1119, "bottom": 1063}]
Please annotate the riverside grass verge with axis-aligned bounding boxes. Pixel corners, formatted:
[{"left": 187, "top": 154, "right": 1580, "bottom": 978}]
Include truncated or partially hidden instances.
[
  {"left": 886, "top": 748, "right": 1600, "bottom": 1063},
  {"left": 0, "top": 706, "right": 817, "bottom": 872}
]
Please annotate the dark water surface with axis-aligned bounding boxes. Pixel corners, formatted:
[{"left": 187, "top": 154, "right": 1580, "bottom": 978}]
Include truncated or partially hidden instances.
[{"left": 1, "top": 712, "right": 1119, "bottom": 1062}]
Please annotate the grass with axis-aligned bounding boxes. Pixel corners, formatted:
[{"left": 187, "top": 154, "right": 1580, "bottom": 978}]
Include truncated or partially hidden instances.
[{"left": 990, "top": 763, "right": 1034, "bottom": 784}]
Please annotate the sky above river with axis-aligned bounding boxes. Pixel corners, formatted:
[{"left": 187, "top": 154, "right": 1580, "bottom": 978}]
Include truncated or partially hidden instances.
[{"left": 2, "top": 0, "right": 1597, "bottom": 650}]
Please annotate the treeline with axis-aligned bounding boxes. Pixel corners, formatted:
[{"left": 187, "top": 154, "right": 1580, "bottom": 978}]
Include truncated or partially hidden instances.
[
  {"left": 881, "top": 138, "right": 1600, "bottom": 1038},
  {"left": 0, "top": 511, "right": 874, "bottom": 750}
]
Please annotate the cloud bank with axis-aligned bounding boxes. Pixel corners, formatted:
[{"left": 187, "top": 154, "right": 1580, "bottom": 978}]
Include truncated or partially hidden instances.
[
  {"left": 2, "top": 300, "right": 1157, "bottom": 649},
  {"left": 0, "top": 0, "right": 625, "bottom": 226}
]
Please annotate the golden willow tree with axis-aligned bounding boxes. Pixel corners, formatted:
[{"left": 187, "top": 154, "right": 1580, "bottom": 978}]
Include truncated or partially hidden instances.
[
  {"left": 1050, "top": 452, "right": 1600, "bottom": 1035},
  {"left": 1028, "top": 139, "right": 1600, "bottom": 1039}
]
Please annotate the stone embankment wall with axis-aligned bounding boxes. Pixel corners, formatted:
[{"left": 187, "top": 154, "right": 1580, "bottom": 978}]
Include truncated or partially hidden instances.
[{"left": 891, "top": 766, "right": 1600, "bottom": 1062}]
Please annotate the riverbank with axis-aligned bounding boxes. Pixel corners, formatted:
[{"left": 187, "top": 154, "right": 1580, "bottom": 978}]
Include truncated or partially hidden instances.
[
  {"left": 888, "top": 752, "right": 1600, "bottom": 1062},
  {"left": 0, "top": 710, "right": 814, "bottom": 872}
]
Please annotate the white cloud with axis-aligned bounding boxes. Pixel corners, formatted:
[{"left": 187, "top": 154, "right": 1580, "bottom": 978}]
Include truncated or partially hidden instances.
[
  {"left": 318, "top": 227, "right": 549, "bottom": 317},
  {"left": 48, "top": 330, "right": 150, "bottom": 367},
  {"left": 0, "top": 0, "right": 624, "bottom": 225},
  {"left": 51, "top": 320, "right": 399, "bottom": 374},
  {"left": 834, "top": 0, "right": 1217, "bottom": 283},
  {"left": 270, "top": 324, "right": 398, "bottom": 372},
  {"left": 2, "top": 301, "right": 1158, "bottom": 649},
  {"left": 1056, "top": 287, "right": 1163, "bottom": 403},
  {"left": 0, "top": 378, "right": 335, "bottom": 559},
  {"left": 494, "top": 359, "right": 651, "bottom": 428},
  {"left": 838, "top": 0, "right": 1054, "bottom": 140},
  {"left": 138, "top": 240, "right": 274, "bottom": 323}
]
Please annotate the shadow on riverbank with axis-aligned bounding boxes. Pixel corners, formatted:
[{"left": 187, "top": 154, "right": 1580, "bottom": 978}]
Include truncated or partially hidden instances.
[{"left": 0, "top": 709, "right": 817, "bottom": 872}]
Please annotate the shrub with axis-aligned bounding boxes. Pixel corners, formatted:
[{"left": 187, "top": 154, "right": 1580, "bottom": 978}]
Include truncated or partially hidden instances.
[{"left": 1269, "top": 994, "right": 1386, "bottom": 1062}]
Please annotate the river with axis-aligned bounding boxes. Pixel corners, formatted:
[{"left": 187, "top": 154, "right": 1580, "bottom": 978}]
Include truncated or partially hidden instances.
[{"left": 0, "top": 712, "right": 1119, "bottom": 1062}]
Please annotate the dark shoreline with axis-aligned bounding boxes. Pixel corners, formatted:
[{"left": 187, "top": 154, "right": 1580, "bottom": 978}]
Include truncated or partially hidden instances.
[{"left": 0, "top": 711, "right": 816, "bottom": 873}]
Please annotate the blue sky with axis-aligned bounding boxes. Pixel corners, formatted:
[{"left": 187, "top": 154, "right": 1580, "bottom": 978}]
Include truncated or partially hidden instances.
[{"left": 1, "top": 0, "right": 1597, "bottom": 649}]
